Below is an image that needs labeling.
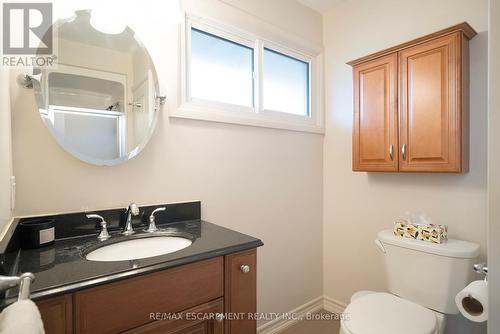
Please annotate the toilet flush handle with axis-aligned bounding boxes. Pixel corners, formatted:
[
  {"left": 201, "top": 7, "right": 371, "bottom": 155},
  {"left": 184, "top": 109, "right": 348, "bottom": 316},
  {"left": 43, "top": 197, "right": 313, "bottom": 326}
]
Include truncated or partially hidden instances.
[{"left": 375, "top": 239, "right": 386, "bottom": 253}]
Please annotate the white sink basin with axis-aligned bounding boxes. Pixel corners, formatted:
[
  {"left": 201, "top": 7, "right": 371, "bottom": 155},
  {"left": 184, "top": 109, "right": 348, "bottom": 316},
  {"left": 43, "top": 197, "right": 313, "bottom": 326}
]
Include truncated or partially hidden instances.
[{"left": 85, "top": 236, "right": 193, "bottom": 262}]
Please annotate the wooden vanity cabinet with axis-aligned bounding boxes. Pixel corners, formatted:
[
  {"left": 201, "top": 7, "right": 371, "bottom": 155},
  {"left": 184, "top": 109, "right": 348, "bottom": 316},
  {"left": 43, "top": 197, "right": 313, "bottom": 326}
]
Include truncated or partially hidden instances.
[
  {"left": 36, "top": 294, "right": 72, "bottom": 334},
  {"left": 350, "top": 23, "right": 476, "bottom": 173},
  {"left": 35, "top": 249, "right": 258, "bottom": 334}
]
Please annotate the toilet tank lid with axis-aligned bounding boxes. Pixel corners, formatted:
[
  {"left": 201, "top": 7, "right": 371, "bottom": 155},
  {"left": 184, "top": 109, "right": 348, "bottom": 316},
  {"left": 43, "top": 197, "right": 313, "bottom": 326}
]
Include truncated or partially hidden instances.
[{"left": 377, "top": 230, "right": 480, "bottom": 258}]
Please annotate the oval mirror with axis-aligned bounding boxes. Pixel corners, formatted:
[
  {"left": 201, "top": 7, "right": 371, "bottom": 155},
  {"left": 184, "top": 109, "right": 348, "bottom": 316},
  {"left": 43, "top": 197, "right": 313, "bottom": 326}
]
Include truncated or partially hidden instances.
[{"left": 32, "top": 10, "right": 161, "bottom": 166}]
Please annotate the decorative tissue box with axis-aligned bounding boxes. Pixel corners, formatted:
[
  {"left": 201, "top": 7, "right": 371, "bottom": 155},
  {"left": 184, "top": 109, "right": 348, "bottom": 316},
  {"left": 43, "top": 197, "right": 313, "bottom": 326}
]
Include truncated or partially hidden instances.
[{"left": 394, "top": 220, "right": 448, "bottom": 244}]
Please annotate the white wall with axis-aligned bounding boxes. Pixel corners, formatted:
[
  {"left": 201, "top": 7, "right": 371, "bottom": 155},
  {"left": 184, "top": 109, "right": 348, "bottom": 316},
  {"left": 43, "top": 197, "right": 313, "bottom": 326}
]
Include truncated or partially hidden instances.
[
  {"left": 488, "top": 0, "right": 500, "bottom": 333},
  {"left": 323, "top": 0, "right": 488, "bottom": 333},
  {"left": 8, "top": 0, "right": 324, "bottom": 323},
  {"left": 219, "top": 0, "right": 323, "bottom": 47},
  {"left": 0, "top": 68, "right": 13, "bottom": 235}
]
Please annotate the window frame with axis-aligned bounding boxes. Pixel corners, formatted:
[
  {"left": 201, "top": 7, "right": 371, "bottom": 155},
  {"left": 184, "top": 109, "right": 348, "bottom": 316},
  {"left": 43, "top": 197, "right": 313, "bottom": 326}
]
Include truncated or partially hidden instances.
[{"left": 172, "top": 14, "right": 324, "bottom": 134}]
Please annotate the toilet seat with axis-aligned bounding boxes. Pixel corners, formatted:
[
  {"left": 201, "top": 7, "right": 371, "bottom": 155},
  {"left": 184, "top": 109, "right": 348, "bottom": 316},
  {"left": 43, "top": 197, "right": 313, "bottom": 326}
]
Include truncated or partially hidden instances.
[{"left": 341, "top": 292, "right": 437, "bottom": 334}]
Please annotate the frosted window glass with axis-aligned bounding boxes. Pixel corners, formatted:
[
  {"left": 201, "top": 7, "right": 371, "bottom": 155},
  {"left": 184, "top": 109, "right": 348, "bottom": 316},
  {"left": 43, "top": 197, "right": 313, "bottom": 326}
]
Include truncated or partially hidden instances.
[
  {"left": 263, "top": 48, "right": 309, "bottom": 116},
  {"left": 191, "top": 28, "right": 254, "bottom": 107}
]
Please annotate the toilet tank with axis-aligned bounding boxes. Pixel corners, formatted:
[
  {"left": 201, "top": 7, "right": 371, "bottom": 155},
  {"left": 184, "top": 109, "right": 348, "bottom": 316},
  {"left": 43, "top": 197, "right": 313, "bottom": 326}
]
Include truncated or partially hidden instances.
[{"left": 376, "top": 230, "right": 480, "bottom": 314}]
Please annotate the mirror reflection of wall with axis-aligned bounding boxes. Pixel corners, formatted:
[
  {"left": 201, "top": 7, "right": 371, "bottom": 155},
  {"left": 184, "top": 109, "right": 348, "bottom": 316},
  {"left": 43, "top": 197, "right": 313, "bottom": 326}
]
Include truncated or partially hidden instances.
[{"left": 34, "top": 10, "right": 159, "bottom": 165}]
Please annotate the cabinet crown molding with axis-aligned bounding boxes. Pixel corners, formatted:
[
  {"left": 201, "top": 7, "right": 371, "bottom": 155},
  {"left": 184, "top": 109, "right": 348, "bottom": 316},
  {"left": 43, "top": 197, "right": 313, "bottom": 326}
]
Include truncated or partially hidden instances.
[{"left": 347, "top": 22, "right": 477, "bottom": 66}]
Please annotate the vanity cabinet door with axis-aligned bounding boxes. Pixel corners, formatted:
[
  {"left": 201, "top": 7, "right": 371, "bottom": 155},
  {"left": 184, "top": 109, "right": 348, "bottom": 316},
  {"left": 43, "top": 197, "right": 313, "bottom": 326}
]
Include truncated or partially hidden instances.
[
  {"left": 36, "top": 294, "right": 73, "bottom": 334},
  {"left": 352, "top": 53, "right": 398, "bottom": 172},
  {"left": 399, "top": 32, "right": 468, "bottom": 172},
  {"left": 224, "top": 249, "right": 257, "bottom": 334},
  {"left": 124, "top": 298, "right": 224, "bottom": 334}
]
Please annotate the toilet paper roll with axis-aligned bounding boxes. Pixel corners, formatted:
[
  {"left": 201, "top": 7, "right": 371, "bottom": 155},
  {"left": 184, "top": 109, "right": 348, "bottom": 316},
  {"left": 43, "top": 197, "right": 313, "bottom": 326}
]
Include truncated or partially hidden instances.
[{"left": 455, "top": 280, "right": 488, "bottom": 323}]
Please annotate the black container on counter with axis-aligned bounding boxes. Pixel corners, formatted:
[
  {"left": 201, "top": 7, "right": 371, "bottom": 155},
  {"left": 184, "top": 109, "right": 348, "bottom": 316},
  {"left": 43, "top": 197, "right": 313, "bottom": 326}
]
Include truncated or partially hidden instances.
[{"left": 19, "top": 219, "right": 55, "bottom": 249}]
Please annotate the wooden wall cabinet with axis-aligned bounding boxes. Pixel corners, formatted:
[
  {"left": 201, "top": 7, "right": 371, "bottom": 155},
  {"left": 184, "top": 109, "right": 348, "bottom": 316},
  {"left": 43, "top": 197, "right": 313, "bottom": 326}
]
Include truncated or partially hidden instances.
[
  {"left": 350, "top": 23, "right": 476, "bottom": 173},
  {"left": 35, "top": 249, "right": 258, "bottom": 334}
]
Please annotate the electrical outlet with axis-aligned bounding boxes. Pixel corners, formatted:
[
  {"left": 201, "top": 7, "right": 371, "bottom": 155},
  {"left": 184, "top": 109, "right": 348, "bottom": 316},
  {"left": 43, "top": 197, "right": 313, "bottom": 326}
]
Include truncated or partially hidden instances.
[{"left": 10, "top": 176, "right": 16, "bottom": 212}]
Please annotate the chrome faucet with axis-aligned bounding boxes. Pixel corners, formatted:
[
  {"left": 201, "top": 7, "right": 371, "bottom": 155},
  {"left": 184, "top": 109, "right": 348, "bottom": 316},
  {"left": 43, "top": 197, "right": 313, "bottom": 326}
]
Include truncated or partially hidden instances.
[{"left": 122, "top": 203, "right": 140, "bottom": 235}]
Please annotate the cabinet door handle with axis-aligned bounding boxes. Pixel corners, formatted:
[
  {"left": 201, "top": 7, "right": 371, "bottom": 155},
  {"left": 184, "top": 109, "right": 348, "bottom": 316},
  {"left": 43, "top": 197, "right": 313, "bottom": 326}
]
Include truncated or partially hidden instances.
[
  {"left": 389, "top": 144, "right": 394, "bottom": 161},
  {"left": 215, "top": 313, "right": 225, "bottom": 322},
  {"left": 240, "top": 265, "right": 251, "bottom": 273},
  {"left": 402, "top": 144, "right": 407, "bottom": 161}
]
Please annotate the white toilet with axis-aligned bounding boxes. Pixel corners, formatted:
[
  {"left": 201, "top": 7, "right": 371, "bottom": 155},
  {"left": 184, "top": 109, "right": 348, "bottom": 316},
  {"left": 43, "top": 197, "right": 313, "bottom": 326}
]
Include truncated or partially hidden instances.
[{"left": 340, "top": 229, "right": 480, "bottom": 334}]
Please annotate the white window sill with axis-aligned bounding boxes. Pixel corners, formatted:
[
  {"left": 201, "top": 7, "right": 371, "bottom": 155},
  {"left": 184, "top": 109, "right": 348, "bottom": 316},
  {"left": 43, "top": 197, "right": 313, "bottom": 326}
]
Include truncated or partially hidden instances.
[{"left": 170, "top": 102, "right": 325, "bottom": 134}]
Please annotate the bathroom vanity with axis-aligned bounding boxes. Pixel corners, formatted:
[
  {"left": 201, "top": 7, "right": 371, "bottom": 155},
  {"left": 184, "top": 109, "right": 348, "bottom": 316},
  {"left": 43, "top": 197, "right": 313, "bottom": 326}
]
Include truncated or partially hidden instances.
[
  {"left": 37, "top": 251, "right": 256, "bottom": 334},
  {"left": 0, "top": 201, "right": 263, "bottom": 334}
]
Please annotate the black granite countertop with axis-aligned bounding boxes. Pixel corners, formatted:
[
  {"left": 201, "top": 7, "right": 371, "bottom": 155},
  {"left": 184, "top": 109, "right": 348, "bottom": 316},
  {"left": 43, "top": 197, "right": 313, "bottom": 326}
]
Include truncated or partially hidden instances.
[{"left": 0, "top": 209, "right": 263, "bottom": 307}]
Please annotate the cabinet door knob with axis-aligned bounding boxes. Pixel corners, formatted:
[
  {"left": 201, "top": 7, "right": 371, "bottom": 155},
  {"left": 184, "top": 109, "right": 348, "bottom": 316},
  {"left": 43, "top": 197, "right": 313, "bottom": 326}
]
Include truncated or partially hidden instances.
[
  {"left": 389, "top": 144, "right": 394, "bottom": 161},
  {"left": 240, "top": 265, "right": 251, "bottom": 273},
  {"left": 402, "top": 144, "right": 407, "bottom": 161},
  {"left": 215, "top": 313, "right": 225, "bottom": 322}
]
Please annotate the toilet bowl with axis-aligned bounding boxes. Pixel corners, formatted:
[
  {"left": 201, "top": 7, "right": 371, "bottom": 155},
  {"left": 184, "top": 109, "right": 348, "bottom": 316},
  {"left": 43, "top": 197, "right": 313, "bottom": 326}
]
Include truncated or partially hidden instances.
[{"left": 339, "top": 291, "right": 446, "bottom": 334}]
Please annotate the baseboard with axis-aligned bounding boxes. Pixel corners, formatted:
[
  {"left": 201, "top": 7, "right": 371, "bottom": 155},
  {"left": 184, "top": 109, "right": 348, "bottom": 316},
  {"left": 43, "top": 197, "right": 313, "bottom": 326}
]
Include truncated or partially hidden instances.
[
  {"left": 257, "top": 296, "right": 324, "bottom": 334},
  {"left": 323, "top": 296, "right": 347, "bottom": 314},
  {"left": 257, "top": 296, "right": 347, "bottom": 334}
]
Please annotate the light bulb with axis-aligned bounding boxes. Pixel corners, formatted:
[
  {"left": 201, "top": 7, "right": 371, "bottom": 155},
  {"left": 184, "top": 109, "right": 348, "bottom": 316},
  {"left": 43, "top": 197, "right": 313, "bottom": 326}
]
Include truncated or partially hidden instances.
[{"left": 89, "top": 10, "right": 127, "bottom": 35}]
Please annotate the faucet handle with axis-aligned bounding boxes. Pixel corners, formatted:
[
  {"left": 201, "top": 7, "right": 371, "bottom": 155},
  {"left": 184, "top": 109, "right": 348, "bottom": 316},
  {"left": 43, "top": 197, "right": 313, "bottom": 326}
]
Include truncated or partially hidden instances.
[
  {"left": 86, "top": 214, "right": 110, "bottom": 241},
  {"left": 86, "top": 213, "right": 104, "bottom": 221},
  {"left": 145, "top": 207, "right": 166, "bottom": 233},
  {"left": 149, "top": 207, "right": 166, "bottom": 222}
]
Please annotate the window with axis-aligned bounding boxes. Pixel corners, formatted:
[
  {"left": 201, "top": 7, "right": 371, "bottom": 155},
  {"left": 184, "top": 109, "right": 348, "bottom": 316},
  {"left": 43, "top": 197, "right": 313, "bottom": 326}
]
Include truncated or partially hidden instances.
[
  {"left": 263, "top": 48, "right": 309, "bottom": 116},
  {"left": 191, "top": 28, "right": 254, "bottom": 107},
  {"left": 174, "top": 17, "right": 323, "bottom": 134}
]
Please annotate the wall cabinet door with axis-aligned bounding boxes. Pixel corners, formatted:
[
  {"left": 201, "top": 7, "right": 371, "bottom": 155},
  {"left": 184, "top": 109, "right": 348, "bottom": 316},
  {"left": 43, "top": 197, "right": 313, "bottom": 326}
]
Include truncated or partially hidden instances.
[
  {"left": 399, "top": 32, "right": 468, "bottom": 172},
  {"left": 352, "top": 53, "right": 398, "bottom": 172}
]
